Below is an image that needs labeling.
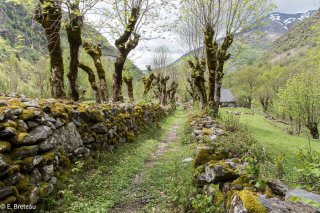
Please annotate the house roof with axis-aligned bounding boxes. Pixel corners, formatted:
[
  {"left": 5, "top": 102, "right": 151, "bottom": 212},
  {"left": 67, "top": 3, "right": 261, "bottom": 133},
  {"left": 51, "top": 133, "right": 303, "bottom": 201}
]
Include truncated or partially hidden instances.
[{"left": 220, "top": 89, "right": 236, "bottom": 103}]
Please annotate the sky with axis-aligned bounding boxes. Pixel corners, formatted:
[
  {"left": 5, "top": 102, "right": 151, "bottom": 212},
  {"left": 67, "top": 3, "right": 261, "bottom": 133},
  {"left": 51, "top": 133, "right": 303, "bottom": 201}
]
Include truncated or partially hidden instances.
[{"left": 122, "top": 0, "right": 319, "bottom": 69}]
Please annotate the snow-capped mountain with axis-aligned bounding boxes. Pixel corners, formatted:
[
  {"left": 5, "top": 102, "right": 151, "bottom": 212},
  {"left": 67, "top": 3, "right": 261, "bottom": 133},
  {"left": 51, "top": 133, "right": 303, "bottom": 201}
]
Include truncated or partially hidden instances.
[{"left": 264, "top": 10, "right": 317, "bottom": 33}]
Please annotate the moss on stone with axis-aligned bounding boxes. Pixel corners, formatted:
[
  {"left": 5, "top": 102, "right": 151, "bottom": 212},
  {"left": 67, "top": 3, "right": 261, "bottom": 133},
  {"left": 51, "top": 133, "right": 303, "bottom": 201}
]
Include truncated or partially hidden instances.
[
  {"left": 264, "top": 186, "right": 275, "bottom": 198},
  {"left": 194, "top": 149, "right": 214, "bottom": 168},
  {"left": 238, "top": 190, "right": 267, "bottom": 213},
  {"left": 2, "top": 120, "right": 18, "bottom": 129},
  {"left": 15, "top": 133, "right": 28, "bottom": 144},
  {"left": 19, "top": 109, "right": 36, "bottom": 120},
  {"left": 16, "top": 174, "right": 32, "bottom": 192},
  {"left": 290, "top": 195, "right": 320, "bottom": 208},
  {"left": 0, "top": 141, "right": 11, "bottom": 153},
  {"left": 41, "top": 151, "right": 57, "bottom": 163},
  {"left": 208, "top": 160, "right": 236, "bottom": 175},
  {"left": 39, "top": 182, "right": 53, "bottom": 197},
  {"left": 0, "top": 195, "right": 17, "bottom": 204},
  {"left": 203, "top": 128, "right": 213, "bottom": 135}
]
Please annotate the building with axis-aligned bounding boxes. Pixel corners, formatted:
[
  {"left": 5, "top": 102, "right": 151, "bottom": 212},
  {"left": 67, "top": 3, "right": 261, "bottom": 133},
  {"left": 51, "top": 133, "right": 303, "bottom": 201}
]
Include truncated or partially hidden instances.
[{"left": 220, "top": 89, "right": 236, "bottom": 107}]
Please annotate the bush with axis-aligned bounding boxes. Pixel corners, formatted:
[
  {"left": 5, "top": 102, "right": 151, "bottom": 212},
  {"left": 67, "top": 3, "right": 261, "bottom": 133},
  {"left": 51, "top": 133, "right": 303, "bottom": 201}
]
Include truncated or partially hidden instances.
[{"left": 223, "top": 114, "right": 241, "bottom": 132}]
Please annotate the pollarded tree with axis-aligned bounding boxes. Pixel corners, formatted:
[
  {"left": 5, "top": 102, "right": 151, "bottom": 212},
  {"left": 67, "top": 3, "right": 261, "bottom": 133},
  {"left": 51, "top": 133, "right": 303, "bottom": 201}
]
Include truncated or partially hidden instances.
[
  {"left": 98, "top": 0, "right": 171, "bottom": 102},
  {"left": 179, "top": 0, "right": 274, "bottom": 114},
  {"left": 34, "top": 0, "right": 66, "bottom": 99},
  {"left": 277, "top": 70, "right": 320, "bottom": 139},
  {"left": 123, "top": 66, "right": 134, "bottom": 102}
]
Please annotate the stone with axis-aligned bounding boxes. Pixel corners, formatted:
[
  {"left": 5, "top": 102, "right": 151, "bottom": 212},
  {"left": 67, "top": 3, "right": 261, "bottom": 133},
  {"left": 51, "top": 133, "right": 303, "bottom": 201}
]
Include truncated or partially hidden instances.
[
  {"left": 50, "top": 177, "right": 57, "bottom": 185},
  {"left": 0, "top": 187, "right": 13, "bottom": 199},
  {"left": 24, "top": 100, "right": 40, "bottom": 108},
  {"left": 54, "top": 118, "right": 64, "bottom": 129},
  {"left": 229, "top": 190, "right": 267, "bottom": 213},
  {"left": 286, "top": 188, "right": 320, "bottom": 205},
  {"left": 198, "top": 160, "right": 242, "bottom": 184},
  {"left": 27, "top": 121, "right": 38, "bottom": 130},
  {"left": 4, "top": 108, "right": 22, "bottom": 119},
  {"left": 3, "top": 172, "right": 23, "bottom": 185},
  {"left": 12, "top": 145, "right": 39, "bottom": 160},
  {"left": 0, "top": 141, "right": 11, "bottom": 153},
  {"left": 0, "top": 127, "right": 16, "bottom": 139},
  {"left": 89, "top": 123, "right": 109, "bottom": 134},
  {"left": 28, "top": 187, "right": 40, "bottom": 205},
  {"left": 193, "top": 130, "right": 203, "bottom": 136},
  {"left": 267, "top": 179, "right": 289, "bottom": 196},
  {"left": 41, "top": 165, "right": 54, "bottom": 182},
  {"left": 22, "top": 156, "right": 43, "bottom": 171},
  {"left": 0, "top": 101, "right": 8, "bottom": 107},
  {"left": 38, "top": 136, "right": 58, "bottom": 152},
  {"left": 0, "top": 154, "right": 9, "bottom": 171},
  {"left": 182, "top": 157, "right": 193, "bottom": 163},
  {"left": 30, "top": 169, "right": 42, "bottom": 184},
  {"left": 23, "top": 126, "right": 53, "bottom": 145},
  {"left": 39, "top": 182, "right": 54, "bottom": 197},
  {"left": 259, "top": 195, "right": 319, "bottom": 213}
]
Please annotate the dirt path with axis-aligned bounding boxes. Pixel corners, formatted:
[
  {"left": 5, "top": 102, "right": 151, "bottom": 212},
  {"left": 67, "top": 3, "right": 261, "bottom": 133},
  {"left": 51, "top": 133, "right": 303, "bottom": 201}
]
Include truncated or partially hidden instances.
[{"left": 110, "top": 118, "right": 184, "bottom": 212}]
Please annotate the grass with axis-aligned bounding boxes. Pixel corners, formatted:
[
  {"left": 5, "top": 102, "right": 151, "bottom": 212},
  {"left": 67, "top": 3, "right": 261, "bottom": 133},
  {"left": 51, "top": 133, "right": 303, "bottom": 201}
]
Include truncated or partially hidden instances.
[
  {"left": 221, "top": 108, "right": 320, "bottom": 181},
  {"left": 41, "top": 109, "right": 195, "bottom": 213}
]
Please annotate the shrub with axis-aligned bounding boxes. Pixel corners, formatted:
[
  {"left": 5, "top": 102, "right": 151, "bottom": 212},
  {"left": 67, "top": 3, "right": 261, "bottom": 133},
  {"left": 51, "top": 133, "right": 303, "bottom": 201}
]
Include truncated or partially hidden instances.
[{"left": 223, "top": 114, "right": 241, "bottom": 132}]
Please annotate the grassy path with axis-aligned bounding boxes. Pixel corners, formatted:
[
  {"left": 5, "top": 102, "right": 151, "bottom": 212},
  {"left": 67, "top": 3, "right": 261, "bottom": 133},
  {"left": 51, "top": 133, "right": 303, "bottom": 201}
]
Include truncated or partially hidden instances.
[{"left": 48, "top": 109, "right": 195, "bottom": 213}]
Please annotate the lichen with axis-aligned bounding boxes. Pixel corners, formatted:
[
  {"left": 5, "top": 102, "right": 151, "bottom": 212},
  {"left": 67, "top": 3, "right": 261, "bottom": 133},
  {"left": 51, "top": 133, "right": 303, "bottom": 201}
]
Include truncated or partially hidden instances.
[{"left": 238, "top": 190, "right": 267, "bottom": 213}]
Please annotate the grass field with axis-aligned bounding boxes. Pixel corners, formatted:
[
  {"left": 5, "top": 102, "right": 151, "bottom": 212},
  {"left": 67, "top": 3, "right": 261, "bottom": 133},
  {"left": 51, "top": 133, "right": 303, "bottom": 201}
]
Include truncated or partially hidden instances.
[{"left": 221, "top": 108, "right": 320, "bottom": 181}]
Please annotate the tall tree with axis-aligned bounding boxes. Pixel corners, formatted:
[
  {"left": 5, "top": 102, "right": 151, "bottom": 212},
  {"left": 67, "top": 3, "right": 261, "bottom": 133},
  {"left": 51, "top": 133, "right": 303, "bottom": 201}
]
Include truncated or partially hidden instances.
[
  {"left": 179, "top": 0, "right": 274, "bottom": 114},
  {"left": 34, "top": 0, "right": 66, "bottom": 99}
]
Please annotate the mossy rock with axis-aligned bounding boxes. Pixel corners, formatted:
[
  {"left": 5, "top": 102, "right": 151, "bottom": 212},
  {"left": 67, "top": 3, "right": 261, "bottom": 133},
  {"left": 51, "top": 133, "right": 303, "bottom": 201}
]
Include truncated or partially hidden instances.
[
  {"left": 11, "top": 145, "right": 39, "bottom": 160},
  {"left": 0, "top": 141, "right": 11, "bottom": 153},
  {"left": 41, "top": 151, "right": 57, "bottom": 164},
  {"left": 16, "top": 174, "right": 32, "bottom": 193},
  {"left": 0, "top": 120, "right": 18, "bottom": 129},
  {"left": 203, "top": 128, "right": 213, "bottom": 135},
  {"left": 0, "top": 195, "right": 17, "bottom": 205},
  {"left": 237, "top": 190, "right": 267, "bottom": 213},
  {"left": 39, "top": 182, "right": 53, "bottom": 197},
  {"left": 19, "top": 109, "right": 36, "bottom": 121},
  {"left": 194, "top": 148, "right": 214, "bottom": 168},
  {"left": 290, "top": 195, "right": 320, "bottom": 209},
  {"left": 10, "top": 132, "right": 28, "bottom": 145}
]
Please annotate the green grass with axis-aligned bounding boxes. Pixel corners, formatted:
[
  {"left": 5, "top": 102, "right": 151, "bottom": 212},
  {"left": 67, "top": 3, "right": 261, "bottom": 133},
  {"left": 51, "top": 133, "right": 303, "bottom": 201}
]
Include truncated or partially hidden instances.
[
  {"left": 42, "top": 109, "right": 195, "bottom": 212},
  {"left": 221, "top": 108, "right": 320, "bottom": 180}
]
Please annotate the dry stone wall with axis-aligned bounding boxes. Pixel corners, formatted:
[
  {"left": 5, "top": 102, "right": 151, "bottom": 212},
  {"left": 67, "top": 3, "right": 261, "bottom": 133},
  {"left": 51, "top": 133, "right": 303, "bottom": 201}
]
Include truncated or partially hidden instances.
[
  {"left": 0, "top": 95, "right": 172, "bottom": 207},
  {"left": 189, "top": 114, "right": 320, "bottom": 213}
]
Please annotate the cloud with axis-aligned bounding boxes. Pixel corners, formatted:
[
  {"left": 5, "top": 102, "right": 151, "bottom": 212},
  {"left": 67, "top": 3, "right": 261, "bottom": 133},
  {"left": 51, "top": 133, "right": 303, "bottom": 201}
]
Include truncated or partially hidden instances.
[{"left": 273, "top": 0, "right": 319, "bottom": 13}]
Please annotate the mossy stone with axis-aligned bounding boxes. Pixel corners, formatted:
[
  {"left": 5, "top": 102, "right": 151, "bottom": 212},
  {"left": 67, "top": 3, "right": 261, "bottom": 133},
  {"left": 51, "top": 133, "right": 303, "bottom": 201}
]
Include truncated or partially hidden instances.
[
  {"left": 39, "top": 182, "right": 53, "bottom": 197},
  {"left": 238, "top": 190, "right": 267, "bottom": 213},
  {"left": 19, "top": 109, "right": 36, "bottom": 121},
  {"left": 11, "top": 145, "right": 39, "bottom": 160},
  {"left": 0, "top": 141, "right": 11, "bottom": 153},
  {"left": 0, "top": 195, "right": 17, "bottom": 204}
]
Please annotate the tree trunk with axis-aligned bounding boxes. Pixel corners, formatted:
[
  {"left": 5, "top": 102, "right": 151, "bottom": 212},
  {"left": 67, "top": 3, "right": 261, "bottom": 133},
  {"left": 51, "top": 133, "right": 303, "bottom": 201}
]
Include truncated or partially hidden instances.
[
  {"left": 78, "top": 62, "right": 102, "bottom": 103},
  {"left": 188, "top": 58, "right": 207, "bottom": 109},
  {"left": 143, "top": 73, "right": 155, "bottom": 95},
  {"left": 83, "top": 42, "right": 109, "bottom": 102},
  {"left": 35, "top": 1, "right": 66, "bottom": 99},
  {"left": 160, "top": 76, "right": 169, "bottom": 106},
  {"left": 113, "top": 54, "right": 126, "bottom": 102},
  {"left": 307, "top": 122, "right": 319, "bottom": 139},
  {"left": 123, "top": 77, "right": 134, "bottom": 102},
  {"left": 66, "top": 4, "right": 83, "bottom": 101}
]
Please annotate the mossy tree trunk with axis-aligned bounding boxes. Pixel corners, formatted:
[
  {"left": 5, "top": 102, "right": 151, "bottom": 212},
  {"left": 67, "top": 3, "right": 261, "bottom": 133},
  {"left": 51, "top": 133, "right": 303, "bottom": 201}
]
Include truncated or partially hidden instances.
[
  {"left": 143, "top": 66, "right": 156, "bottom": 95},
  {"left": 83, "top": 42, "right": 109, "bottom": 102},
  {"left": 113, "top": 8, "right": 140, "bottom": 102},
  {"left": 167, "top": 81, "right": 178, "bottom": 103},
  {"left": 160, "top": 75, "right": 169, "bottom": 106},
  {"left": 123, "top": 76, "right": 134, "bottom": 102},
  {"left": 187, "top": 78, "right": 199, "bottom": 102},
  {"left": 307, "top": 121, "right": 319, "bottom": 139},
  {"left": 214, "top": 34, "right": 234, "bottom": 112},
  {"left": 78, "top": 62, "right": 102, "bottom": 103},
  {"left": 35, "top": 0, "right": 66, "bottom": 99},
  {"left": 188, "top": 58, "right": 207, "bottom": 109},
  {"left": 66, "top": 2, "right": 83, "bottom": 101}
]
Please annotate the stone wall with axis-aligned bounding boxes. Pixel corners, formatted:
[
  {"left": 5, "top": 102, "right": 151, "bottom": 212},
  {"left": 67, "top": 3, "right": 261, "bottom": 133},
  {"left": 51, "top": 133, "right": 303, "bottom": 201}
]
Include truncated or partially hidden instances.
[
  {"left": 0, "top": 95, "right": 172, "bottom": 207},
  {"left": 189, "top": 114, "right": 320, "bottom": 213}
]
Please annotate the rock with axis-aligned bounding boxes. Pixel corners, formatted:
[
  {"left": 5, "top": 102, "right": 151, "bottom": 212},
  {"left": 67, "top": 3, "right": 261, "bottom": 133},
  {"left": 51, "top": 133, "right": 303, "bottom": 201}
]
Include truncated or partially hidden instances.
[
  {"left": 24, "top": 100, "right": 40, "bottom": 108},
  {"left": 22, "top": 156, "right": 43, "bottom": 171},
  {"left": 54, "top": 118, "right": 64, "bottom": 129},
  {"left": 0, "top": 154, "right": 9, "bottom": 171},
  {"left": 12, "top": 145, "right": 39, "bottom": 160},
  {"left": 0, "top": 127, "right": 16, "bottom": 139},
  {"left": 0, "top": 187, "right": 14, "bottom": 199},
  {"left": 28, "top": 187, "right": 40, "bottom": 205},
  {"left": 182, "top": 157, "right": 193, "bottom": 163},
  {"left": 41, "top": 165, "right": 54, "bottom": 182},
  {"left": 259, "top": 195, "right": 319, "bottom": 213},
  {"left": 27, "top": 121, "right": 39, "bottom": 130},
  {"left": 198, "top": 160, "right": 242, "bottom": 184},
  {"left": 0, "top": 141, "right": 11, "bottom": 153},
  {"left": 193, "top": 130, "right": 203, "bottom": 136},
  {"left": 286, "top": 188, "right": 320, "bottom": 206},
  {"left": 230, "top": 190, "right": 267, "bottom": 213},
  {"left": 38, "top": 136, "right": 58, "bottom": 152},
  {"left": 209, "top": 134, "right": 217, "bottom": 141},
  {"left": 0, "top": 101, "right": 8, "bottom": 107},
  {"left": 89, "top": 123, "right": 109, "bottom": 134},
  {"left": 23, "top": 126, "right": 53, "bottom": 145},
  {"left": 30, "top": 169, "right": 42, "bottom": 184},
  {"left": 3, "top": 172, "right": 23, "bottom": 185},
  {"left": 267, "top": 179, "right": 289, "bottom": 196},
  {"left": 39, "top": 182, "right": 54, "bottom": 197},
  {"left": 50, "top": 177, "right": 57, "bottom": 185},
  {"left": 4, "top": 107, "right": 22, "bottom": 119}
]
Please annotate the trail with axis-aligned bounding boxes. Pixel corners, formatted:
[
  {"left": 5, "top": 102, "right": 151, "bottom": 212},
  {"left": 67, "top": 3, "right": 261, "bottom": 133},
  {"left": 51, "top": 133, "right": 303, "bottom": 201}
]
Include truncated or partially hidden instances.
[
  {"left": 110, "top": 109, "right": 190, "bottom": 213},
  {"left": 50, "top": 109, "right": 194, "bottom": 213}
]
